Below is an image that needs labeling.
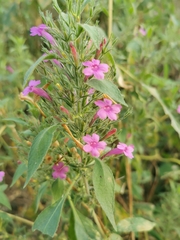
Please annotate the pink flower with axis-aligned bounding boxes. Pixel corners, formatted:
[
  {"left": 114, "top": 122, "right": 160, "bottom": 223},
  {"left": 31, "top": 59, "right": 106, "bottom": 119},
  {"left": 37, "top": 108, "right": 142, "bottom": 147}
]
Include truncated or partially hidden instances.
[
  {"left": 177, "top": 105, "right": 180, "bottom": 114},
  {"left": 6, "top": 65, "right": 14, "bottom": 73},
  {"left": 22, "top": 80, "right": 52, "bottom": 101},
  {"left": 105, "top": 142, "right": 134, "bottom": 159},
  {"left": 0, "top": 171, "right": 5, "bottom": 182},
  {"left": 94, "top": 98, "right": 122, "bottom": 120},
  {"left": 43, "top": 51, "right": 62, "bottom": 67},
  {"left": 83, "top": 133, "right": 107, "bottom": 157},
  {"left": 82, "top": 59, "right": 109, "bottom": 80},
  {"left": 30, "top": 24, "right": 55, "bottom": 45},
  {"left": 52, "top": 162, "right": 69, "bottom": 179},
  {"left": 139, "top": 27, "right": 146, "bottom": 36},
  {"left": 88, "top": 88, "right": 95, "bottom": 95}
]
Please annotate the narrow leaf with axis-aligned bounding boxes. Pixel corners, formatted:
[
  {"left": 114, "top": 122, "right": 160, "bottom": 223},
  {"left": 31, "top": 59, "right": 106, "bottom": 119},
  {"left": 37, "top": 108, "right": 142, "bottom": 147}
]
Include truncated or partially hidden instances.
[
  {"left": 24, "top": 125, "right": 57, "bottom": 187},
  {"left": 93, "top": 159, "right": 116, "bottom": 230},
  {"left": 23, "top": 54, "right": 55, "bottom": 87},
  {"left": 2, "top": 118, "right": 28, "bottom": 126},
  {"left": 117, "top": 217, "right": 156, "bottom": 233},
  {"left": 32, "top": 197, "right": 65, "bottom": 237},
  {"left": 70, "top": 201, "right": 93, "bottom": 240},
  {"left": 35, "top": 182, "right": 47, "bottom": 212},
  {"left": 10, "top": 163, "right": 27, "bottom": 187},
  {"left": 80, "top": 24, "right": 106, "bottom": 49},
  {"left": 142, "top": 83, "right": 180, "bottom": 137},
  {"left": 87, "top": 79, "right": 127, "bottom": 106},
  {"left": 52, "top": 179, "right": 64, "bottom": 203},
  {"left": 0, "top": 185, "right": 11, "bottom": 210}
]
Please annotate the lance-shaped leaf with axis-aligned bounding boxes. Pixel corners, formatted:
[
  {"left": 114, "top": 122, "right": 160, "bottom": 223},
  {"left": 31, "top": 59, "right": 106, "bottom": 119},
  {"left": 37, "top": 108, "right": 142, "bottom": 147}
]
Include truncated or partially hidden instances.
[
  {"left": 10, "top": 163, "right": 27, "bottom": 187},
  {"left": 32, "top": 197, "right": 65, "bottom": 237},
  {"left": 24, "top": 125, "right": 57, "bottom": 187},
  {"left": 93, "top": 159, "right": 117, "bottom": 231},
  {"left": 23, "top": 54, "right": 56, "bottom": 87},
  {"left": 80, "top": 24, "right": 106, "bottom": 49},
  {"left": 87, "top": 79, "right": 127, "bottom": 106},
  {"left": 70, "top": 200, "right": 95, "bottom": 240}
]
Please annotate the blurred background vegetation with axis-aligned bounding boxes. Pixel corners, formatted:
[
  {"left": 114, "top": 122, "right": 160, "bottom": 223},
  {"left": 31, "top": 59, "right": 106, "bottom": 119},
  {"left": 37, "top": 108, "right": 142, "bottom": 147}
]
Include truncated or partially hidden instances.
[{"left": 0, "top": 0, "right": 180, "bottom": 239}]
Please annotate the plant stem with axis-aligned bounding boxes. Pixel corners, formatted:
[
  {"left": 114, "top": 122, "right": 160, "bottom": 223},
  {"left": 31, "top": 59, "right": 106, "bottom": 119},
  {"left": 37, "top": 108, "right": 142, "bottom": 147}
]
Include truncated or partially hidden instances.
[
  {"left": 0, "top": 210, "right": 33, "bottom": 226},
  {"left": 108, "top": 0, "right": 113, "bottom": 38},
  {"left": 125, "top": 159, "right": 135, "bottom": 240}
]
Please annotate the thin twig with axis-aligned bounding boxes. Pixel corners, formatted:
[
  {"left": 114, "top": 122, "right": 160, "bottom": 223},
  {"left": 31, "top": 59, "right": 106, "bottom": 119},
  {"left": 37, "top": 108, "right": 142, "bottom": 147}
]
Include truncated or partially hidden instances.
[
  {"left": 108, "top": 0, "right": 113, "bottom": 38},
  {"left": 125, "top": 159, "right": 135, "bottom": 240},
  {"left": 0, "top": 210, "right": 33, "bottom": 226}
]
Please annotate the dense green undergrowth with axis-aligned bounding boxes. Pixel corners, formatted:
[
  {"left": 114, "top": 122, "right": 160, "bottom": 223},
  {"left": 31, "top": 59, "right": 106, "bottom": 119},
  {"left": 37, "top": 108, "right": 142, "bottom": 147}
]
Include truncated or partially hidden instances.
[{"left": 0, "top": 0, "right": 180, "bottom": 239}]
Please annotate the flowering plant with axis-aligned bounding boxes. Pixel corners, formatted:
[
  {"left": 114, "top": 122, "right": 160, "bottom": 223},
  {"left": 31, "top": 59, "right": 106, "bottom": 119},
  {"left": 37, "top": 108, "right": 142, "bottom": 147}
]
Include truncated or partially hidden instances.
[{"left": 10, "top": 0, "right": 152, "bottom": 238}]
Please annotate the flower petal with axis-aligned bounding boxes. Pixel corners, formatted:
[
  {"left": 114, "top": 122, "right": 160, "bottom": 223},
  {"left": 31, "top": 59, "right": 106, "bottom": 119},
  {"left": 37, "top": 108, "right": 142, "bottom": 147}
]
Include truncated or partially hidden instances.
[
  {"left": 92, "top": 133, "right": 99, "bottom": 142},
  {"left": 83, "top": 135, "right": 92, "bottom": 143},
  {"left": 29, "top": 80, "right": 41, "bottom": 87},
  {"left": 83, "top": 144, "right": 92, "bottom": 153}
]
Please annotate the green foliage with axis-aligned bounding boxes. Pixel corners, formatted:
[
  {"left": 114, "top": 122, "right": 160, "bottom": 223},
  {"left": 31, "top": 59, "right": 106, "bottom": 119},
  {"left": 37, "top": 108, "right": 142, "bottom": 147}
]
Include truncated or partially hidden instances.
[
  {"left": 87, "top": 79, "right": 127, "bottom": 106},
  {"left": 1, "top": 0, "right": 180, "bottom": 239},
  {"left": 24, "top": 125, "right": 57, "bottom": 187},
  {"left": 93, "top": 158, "right": 116, "bottom": 230},
  {"left": 32, "top": 197, "right": 65, "bottom": 237}
]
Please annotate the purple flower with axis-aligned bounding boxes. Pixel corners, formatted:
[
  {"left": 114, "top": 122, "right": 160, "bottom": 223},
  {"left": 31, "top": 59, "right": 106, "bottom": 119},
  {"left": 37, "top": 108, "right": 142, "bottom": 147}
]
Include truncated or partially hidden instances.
[
  {"left": 88, "top": 88, "right": 95, "bottom": 95},
  {"left": 52, "top": 162, "right": 69, "bottom": 180},
  {"left": 94, "top": 98, "right": 122, "bottom": 120},
  {"left": 105, "top": 143, "right": 134, "bottom": 159},
  {"left": 139, "top": 27, "right": 146, "bottom": 36},
  {"left": 83, "top": 133, "right": 107, "bottom": 157},
  {"left": 22, "top": 80, "right": 52, "bottom": 101},
  {"left": 177, "top": 105, "right": 180, "bottom": 114},
  {"left": 43, "top": 51, "right": 62, "bottom": 67},
  {"left": 30, "top": 24, "right": 55, "bottom": 45},
  {"left": 0, "top": 171, "right": 5, "bottom": 182},
  {"left": 82, "top": 59, "right": 109, "bottom": 80}
]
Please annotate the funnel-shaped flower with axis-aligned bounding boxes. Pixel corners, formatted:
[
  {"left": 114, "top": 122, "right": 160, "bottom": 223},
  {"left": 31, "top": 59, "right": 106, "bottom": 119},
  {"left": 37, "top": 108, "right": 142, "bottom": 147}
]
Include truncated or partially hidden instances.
[
  {"left": 52, "top": 162, "right": 69, "bottom": 180},
  {"left": 95, "top": 98, "right": 122, "bottom": 120},
  {"left": 30, "top": 24, "right": 55, "bottom": 45},
  {"left": 0, "top": 171, "right": 5, "bottom": 182},
  {"left": 83, "top": 133, "right": 107, "bottom": 157},
  {"left": 22, "top": 80, "right": 51, "bottom": 101},
  {"left": 177, "top": 105, "right": 180, "bottom": 114},
  {"left": 82, "top": 59, "right": 109, "bottom": 80},
  {"left": 105, "top": 143, "right": 134, "bottom": 159}
]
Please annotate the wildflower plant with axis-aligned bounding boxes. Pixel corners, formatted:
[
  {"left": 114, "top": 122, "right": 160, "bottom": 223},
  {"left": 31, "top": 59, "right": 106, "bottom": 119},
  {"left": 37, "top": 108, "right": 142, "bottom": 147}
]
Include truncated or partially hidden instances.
[{"left": 13, "top": 0, "right": 145, "bottom": 238}]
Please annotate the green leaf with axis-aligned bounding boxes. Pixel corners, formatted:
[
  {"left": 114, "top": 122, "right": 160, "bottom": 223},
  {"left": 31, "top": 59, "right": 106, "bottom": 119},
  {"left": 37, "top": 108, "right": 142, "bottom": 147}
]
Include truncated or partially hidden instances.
[
  {"left": 2, "top": 117, "right": 29, "bottom": 126},
  {"left": 32, "top": 197, "right": 65, "bottom": 237},
  {"left": 0, "top": 211, "right": 13, "bottom": 224},
  {"left": 117, "top": 217, "right": 156, "bottom": 233},
  {"left": 35, "top": 182, "right": 47, "bottom": 212},
  {"left": 87, "top": 79, "right": 127, "bottom": 106},
  {"left": 80, "top": 24, "right": 106, "bottom": 49},
  {"left": 52, "top": 179, "right": 64, "bottom": 203},
  {"left": 142, "top": 83, "right": 180, "bottom": 137},
  {"left": 68, "top": 212, "right": 77, "bottom": 240},
  {"left": 10, "top": 163, "right": 27, "bottom": 187},
  {"left": 70, "top": 201, "right": 93, "bottom": 240},
  {"left": 23, "top": 54, "right": 55, "bottom": 87},
  {"left": 93, "top": 159, "right": 116, "bottom": 230},
  {"left": 0, "top": 185, "right": 11, "bottom": 210},
  {"left": 24, "top": 125, "right": 57, "bottom": 188}
]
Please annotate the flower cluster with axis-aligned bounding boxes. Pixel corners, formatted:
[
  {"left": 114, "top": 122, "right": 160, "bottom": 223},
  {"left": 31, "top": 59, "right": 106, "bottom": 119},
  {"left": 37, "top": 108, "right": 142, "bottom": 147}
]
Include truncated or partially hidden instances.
[{"left": 23, "top": 23, "right": 134, "bottom": 181}]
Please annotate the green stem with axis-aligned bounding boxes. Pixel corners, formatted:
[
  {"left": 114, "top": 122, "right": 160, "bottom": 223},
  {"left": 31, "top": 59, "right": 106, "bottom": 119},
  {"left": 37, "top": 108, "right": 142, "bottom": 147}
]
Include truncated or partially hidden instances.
[{"left": 65, "top": 173, "right": 80, "bottom": 198}]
